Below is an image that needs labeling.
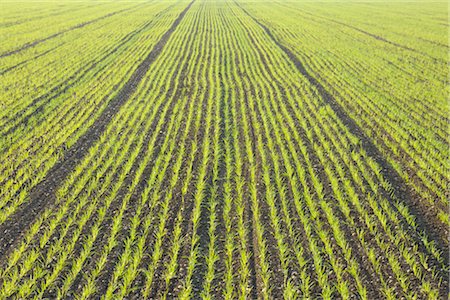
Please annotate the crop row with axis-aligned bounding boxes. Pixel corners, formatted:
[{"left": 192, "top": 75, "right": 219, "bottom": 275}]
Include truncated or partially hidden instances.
[
  {"left": 226, "top": 2, "right": 447, "bottom": 298},
  {"left": 238, "top": 1, "right": 449, "bottom": 228},
  {"left": 0, "top": 0, "right": 447, "bottom": 299},
  {"left": 0, "top": 1, "right": 189, "bottom": 225},
  {"left": 0, "top": 1, "right": 139, "bottom": 56}
]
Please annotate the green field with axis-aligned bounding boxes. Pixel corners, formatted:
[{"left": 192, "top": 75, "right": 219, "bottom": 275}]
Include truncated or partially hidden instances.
[{"left": 0, "top": 0, "right": 448, "bottom": 298}]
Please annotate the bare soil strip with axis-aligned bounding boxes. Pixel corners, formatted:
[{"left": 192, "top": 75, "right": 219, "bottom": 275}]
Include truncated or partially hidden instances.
[
  {"left": 0, "top": 0, "right": 195, "bottom": 258},
  {"left": 91, "top": 27, "right": 200, "bottom": 297},
  {"left": 308, "top": 12, "right": 444, "bottom": 62},
  {"left": 235, "top": 2, "right": 449, "bottom": 256},
  {"left": 0, "top": 44, "right": 63, "bottom": 76},
  {"left": 0, "top": 3, "right": 108, "bottom": 29},
  {"left": 0, "top": 2, "right": 175, "bottom": 78},
  {"left": 0, "top": 3, "right": 143, "bottom": 58},
  {"left": 278, "top": 3, "right": 444, "bottom": 62},
  {"left": 1, "top": 1, "right": 181, "bottom": 148}
]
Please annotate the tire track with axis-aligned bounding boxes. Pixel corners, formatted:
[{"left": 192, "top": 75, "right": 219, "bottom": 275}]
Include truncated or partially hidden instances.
[
  {"left": 0, "top": 44, "right": 63, "bottom": 76},
  {"left": 235, "top": 1, "right": 448, "bottom": 256},
  {"left": 0, "top": 3, "right": 109, "bottom": 29},
  {"left": 314, "top": 14, "right": 444, "bottom": 63},
  {"left": 276, "top": 2, "right": 445, "bottom": 63},
  {"left": 0, "top": 0, "right": 195, "bottom": 257},
  {"left": 0, "top": 1, "right": 182, "bottom": 150},
  {"left": 0, "top": 3, "right": 143, "bottom": 58},
  {"left": 237, "top": 14, "right": 377, "bottom": 295}
]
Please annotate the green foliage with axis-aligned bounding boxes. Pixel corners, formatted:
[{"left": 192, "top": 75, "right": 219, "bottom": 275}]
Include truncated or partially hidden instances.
[{"left": 0, "top": 0, "right": 447, "bottom": 299}]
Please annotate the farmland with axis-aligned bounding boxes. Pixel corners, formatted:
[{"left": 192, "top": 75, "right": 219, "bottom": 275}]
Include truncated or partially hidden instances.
[{"left": 0, "top": 0, "right": 448, "bottom": 298}]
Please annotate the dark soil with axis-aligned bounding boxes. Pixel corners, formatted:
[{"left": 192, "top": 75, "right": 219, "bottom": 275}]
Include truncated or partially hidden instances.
[
  {"left": 0, "top": 0, "right": 195, "bottom": 260},
  {"left": 0, "top": 3, "right": 144, "bottom": 58},
  {"left": 278, "top": 3, "right": 445, "bottom": 63},
  {"left": 235, "top": 1, "right": 449, "bottom": 259},
  {"left": 1, "top": 2, "right": 177, "bottom": 144},
  {"left": 0, "top": 44, "right": 62, "bottom": 76}
]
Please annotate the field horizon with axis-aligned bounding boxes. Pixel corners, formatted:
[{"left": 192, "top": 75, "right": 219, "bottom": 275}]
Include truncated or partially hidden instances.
[{"left": 0, "top": 0, "right": 448, "bottom": 298}]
